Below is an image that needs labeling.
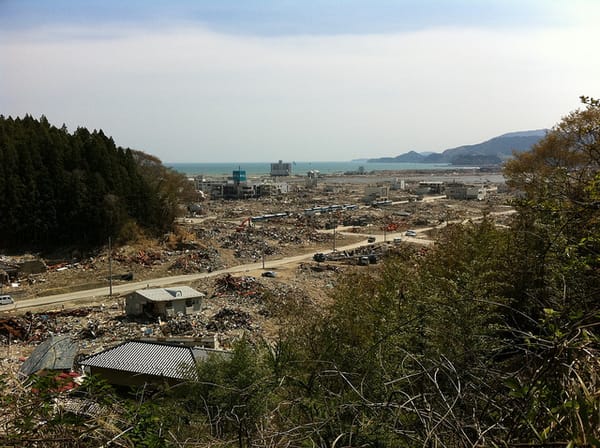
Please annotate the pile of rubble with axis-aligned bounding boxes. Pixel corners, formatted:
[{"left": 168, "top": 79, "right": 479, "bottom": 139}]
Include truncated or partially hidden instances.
[
  {"left": 214, "top": 274, "right": 264, "bottom": 300},
  {"left": 113, "top": 249, "right": 166, "bottom": 266},
  {"left": 162, "top": 313, "right": 205, "bottom": 336},
  {"left": 220, "top": 232, "right": 279, "bottom": 261},
  {"left": 0, "top": 308, "right": 92, "bottom": 344},
  {"left": 206, "top": 308, "right": 254, "bottom": 332},
  {"left": 193, "top": 226, "right": 224, "bottom": 241},
  {"left": 0, "top": 317, "right": 28, "bottom": 342},
  {"left": 299, "top": 262, "right": 341, "bottom": 273},
  {"left": 169, "top": 248, "right": 222, "bottom": 274}
]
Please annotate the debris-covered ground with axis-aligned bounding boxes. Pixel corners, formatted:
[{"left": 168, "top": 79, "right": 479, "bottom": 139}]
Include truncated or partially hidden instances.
[
  {"left": 0, "top": 263, "right": 341, "bottom": 384},
  {"left": 0, "top": 169, "right": 514, "bottom": 379}
]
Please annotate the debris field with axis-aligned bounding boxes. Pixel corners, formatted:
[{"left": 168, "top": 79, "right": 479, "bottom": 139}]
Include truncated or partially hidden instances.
[{"left": 1, "top": 169, "right": 513, "bottom": 380}]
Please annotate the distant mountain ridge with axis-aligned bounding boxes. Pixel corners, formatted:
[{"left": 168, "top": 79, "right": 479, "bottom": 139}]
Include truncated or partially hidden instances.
[{"left": 368, "top": 129, "right": 548, "bottom": 166}]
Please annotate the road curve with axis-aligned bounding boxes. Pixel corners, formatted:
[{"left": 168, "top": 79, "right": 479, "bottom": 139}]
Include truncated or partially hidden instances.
[
  {"left": 7, "top": 235, "right": 410, "bottom": 311},
  {"left": 6, "top": 210, "right": 515, "bottom": 311}
]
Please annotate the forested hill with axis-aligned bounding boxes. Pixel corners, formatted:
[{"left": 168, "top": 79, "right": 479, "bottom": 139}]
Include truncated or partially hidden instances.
[
  {"left": 0, "top": 115, "right": 190, "bottom": 250},
  {"left": 368, "top": 129, "right": 547, "bottom": 165}
]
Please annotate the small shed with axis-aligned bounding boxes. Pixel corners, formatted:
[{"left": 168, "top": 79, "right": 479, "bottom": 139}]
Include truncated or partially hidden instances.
[{"left": 126, "top": 286, "right": 204, "bottom": 318}]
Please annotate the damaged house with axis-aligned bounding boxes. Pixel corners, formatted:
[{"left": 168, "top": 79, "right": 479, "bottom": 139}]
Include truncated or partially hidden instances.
[
  {"left": 19, "top": 335, "right": 78, "bottom": 378},
  {"left": 126, "top": 286, "right": 204, "bottom": 319},
  {"left": 79, "top": 340, "right": 231, "bottom": 387},
  {"left": 79, "top": 340, "right": 198, "bottom": 386}
]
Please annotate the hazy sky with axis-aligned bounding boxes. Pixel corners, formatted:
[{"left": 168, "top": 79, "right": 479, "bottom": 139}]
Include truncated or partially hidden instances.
[{"left": 1, "top": 1, "right": 599, "bottom": 163}]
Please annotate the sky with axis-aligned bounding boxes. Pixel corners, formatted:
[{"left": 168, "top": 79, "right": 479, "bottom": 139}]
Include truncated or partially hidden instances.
[{"left": 1, "top": 1, "right": 600, "bottom": 163}]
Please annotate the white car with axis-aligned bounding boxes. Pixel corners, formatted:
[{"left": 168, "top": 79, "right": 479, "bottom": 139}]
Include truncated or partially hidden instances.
[
  {"left": 405, "top": 230, "right": 417, "bottom": 237},
  {"left": 0, "top": 295, "right": 14, "bottom": 306}
]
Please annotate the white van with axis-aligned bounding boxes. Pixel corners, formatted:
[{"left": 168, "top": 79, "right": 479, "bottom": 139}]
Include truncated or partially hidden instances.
[{"left": 0, "top": 295, "right": 14, "bottom": 305}]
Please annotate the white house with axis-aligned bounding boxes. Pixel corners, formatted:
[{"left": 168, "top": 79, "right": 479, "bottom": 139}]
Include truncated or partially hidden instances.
[{"left": 126, "top": 286, "right": 204, "bottom": 318}]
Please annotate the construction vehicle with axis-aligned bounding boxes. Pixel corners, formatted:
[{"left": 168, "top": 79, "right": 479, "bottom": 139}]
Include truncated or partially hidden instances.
[{"left": 236, "top": 217, "right": 252, "bottom": 232}]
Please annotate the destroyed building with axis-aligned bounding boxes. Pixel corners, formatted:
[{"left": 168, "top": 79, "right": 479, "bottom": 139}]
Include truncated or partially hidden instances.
[
  {"left": 194, "top": 170, "right": 289, "bottom": 200},
  {"left": 125, "top": 286, "right": 204, "bottom": 319},
  {"left": 19, "top": 335, "right": 78, "bottom": 378},
  {"left": 364, "top": 185, "right": 390, "bottom": 203},
  {"left": 445, "top": 182, "right": 487, "bottom": 200},
  {"left": 416, "top": 181, "right": 445, "bottom": 195},
  {"left": 270, "top": 160, "right": 292, "bottom": 176}
]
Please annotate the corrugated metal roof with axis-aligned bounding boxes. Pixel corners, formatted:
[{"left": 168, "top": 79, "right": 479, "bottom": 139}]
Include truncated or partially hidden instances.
[
  {"left": 80, "top": 341, "right": 197, "bottom": 380},
  {"left": 134, "top": 286, "right": 203, "bottom": 302},
  {"left": 19, "top": 335, "right": 78, "bottom": 377}
]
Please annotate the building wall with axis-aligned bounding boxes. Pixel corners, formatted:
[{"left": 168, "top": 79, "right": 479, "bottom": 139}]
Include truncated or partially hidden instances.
[
  {"left": 446, "top": 183, "right": 487, "bottom": 200},
  {"left": 445, "top": 183, "right": 466, "bottom": 199},
  {"left": 87, "top": 366, "right": 184, "bottom": 387},
  {"left": 270, "top": 160, "right": 292, "bottom": 176},
  {"left": 466, "top": 186, "right": 482, "bottom": 200},
  {"left": 418, "top": 182, "right": 444, "bottom": 194},
  {"left": 126, "top": 293, "right": 202, "bottom": 318},
  {"left": 125, "top": 293, "right": 146, "bottom": 316},
  {"left": 364, "top": 186, "right": 389, "bottom": 202}
]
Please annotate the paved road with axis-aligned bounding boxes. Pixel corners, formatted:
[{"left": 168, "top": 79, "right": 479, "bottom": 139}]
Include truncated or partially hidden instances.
[
  {"left": 4, "top": 233, "right": 410, "bottom": 311},
  {"left": 3, "top": 209, "right": 514, "bottom": 311}
]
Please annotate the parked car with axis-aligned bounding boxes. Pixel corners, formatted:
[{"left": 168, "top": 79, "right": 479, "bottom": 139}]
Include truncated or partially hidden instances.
[
  {"left": 358, "top": 256, "right": 370, "bottom": 266},
  {"left": 367, "top": 236, "right": 376, "bottom": 243},
  {"left": 405, "top": 230, "right": 417, "bottom": 237},
  {"left": 393, "top": 237, "right": 402, "bottom": 244},
  {"left": 0, "top": 295, "right": 14, "bottom": 306},
  {"left": 313, "top": 253, "right": 326, "bottom": 262}
]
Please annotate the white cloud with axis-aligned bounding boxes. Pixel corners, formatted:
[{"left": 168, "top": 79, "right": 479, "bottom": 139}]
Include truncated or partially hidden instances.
[{"left": 2, "top": 20, "right": 600, "bottom": 162}]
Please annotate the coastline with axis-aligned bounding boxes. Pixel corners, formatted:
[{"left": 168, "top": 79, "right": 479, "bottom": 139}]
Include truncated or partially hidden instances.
[
  {"left": 167, "top": 161, "right": 501, "bottom": 179},
  {"left": 167, "top": 162, "right": 505, "bottom": 185},
  {"left": 165, "top": 161, "right": 478, "bottom": 177}
]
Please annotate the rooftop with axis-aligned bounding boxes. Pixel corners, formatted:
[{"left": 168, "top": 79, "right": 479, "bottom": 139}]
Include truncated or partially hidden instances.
[
  {"left": 80, "top": 341, "right": 198, "bottom": 380},
  {"left": 19, "top": 335, "right": 78, "bottom": 377},
  {"left": 134, "top": 286, "right": 204, "bottom": 302}
]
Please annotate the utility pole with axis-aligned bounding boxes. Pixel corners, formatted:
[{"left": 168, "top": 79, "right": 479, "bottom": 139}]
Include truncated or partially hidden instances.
[
  {"left": 333, "top": 225, "right": 336, "bottom": 252},
  {"left": 108, "top": 236, "right": 113, "bottom": 297}
]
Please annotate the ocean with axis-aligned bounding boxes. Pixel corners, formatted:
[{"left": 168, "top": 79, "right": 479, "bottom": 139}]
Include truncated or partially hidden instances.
[{"left": 166, "top": 161, "right": 457, "bottom": 177}]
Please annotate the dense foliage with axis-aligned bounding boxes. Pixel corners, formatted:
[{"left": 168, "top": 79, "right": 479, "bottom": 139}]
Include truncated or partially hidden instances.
[
  {"left": 1, "top": 99, "right": 599, "bottom": 447},
  {"left": 0, "top": 115, "right": 193, "bottom": 249}
]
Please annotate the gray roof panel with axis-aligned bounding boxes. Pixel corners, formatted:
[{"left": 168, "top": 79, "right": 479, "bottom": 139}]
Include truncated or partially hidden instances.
[{"left": 19, "top": 335, "right": 78, "bottom": 377}]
